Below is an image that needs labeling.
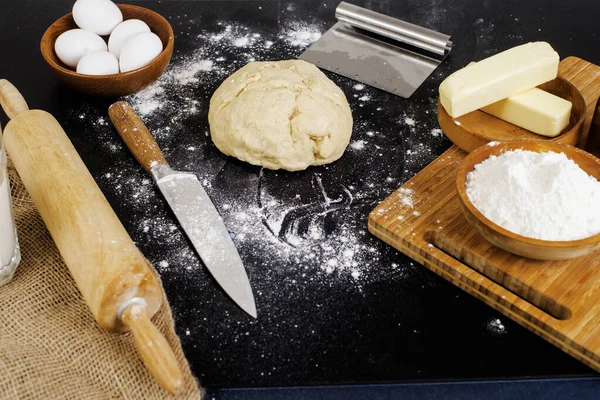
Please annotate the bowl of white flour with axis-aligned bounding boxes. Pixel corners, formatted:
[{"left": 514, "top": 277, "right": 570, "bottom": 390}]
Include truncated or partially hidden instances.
[{"left": 456, "top": 140, "right": 600, "bottom": 260}]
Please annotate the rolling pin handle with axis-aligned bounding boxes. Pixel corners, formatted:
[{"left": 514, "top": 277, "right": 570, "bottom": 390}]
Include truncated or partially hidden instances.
[
  {"left": 108, "top": 101, "right": 169, "bottom": 174},
  {"left": 120, "top": 302, "right": 185, "bottom": 395},
  {"left": 0, "top": 79, "right": 29, "bottom": 120}
]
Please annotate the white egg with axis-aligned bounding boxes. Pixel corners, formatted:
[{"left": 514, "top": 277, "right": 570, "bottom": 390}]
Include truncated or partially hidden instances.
[
  {"left": 119, "top": 32, "right": 163, "bottom": 72},
  {"left": 108, "top": 19, "right": 151, "bottom": 58},
  {"left": 73, "top": 0, "right": 123, "bottom": 36},
  {"left": 76, "top": 51, "right": 119, "bottom": 75},
  {"left": 54, "top": 29, "right": 107, "bottom": 68}
]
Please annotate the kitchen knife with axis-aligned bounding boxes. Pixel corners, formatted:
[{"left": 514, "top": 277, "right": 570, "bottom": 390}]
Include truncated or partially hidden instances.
[{"left": 108, "top": 101, "right": 257, "bottom": 318}]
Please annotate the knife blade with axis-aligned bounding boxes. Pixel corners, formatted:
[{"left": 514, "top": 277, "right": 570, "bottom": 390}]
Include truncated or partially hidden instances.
[{"left": 108, "top": 101, "right": 257, "bottom": 318}]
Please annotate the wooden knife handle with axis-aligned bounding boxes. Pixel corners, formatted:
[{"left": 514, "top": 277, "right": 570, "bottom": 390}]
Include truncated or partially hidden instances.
[
  {"left": 121, "top": 304, "right": 184, "bottom": 395},
  {"left": 108, "top": 101, "right": 168, "bottom": 173},
  {"left": 0, "top": 79, "right": 29, "bottom": 119}
]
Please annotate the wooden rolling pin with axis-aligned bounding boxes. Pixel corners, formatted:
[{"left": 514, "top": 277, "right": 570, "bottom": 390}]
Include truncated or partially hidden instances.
[{"left": 0, "top": 79, "right": 184, "bottom": 395}]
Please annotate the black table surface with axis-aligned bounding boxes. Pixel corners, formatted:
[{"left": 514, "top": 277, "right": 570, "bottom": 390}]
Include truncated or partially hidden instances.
[{"left": 2, "top": 0, "right": 600, "bottom": 393}]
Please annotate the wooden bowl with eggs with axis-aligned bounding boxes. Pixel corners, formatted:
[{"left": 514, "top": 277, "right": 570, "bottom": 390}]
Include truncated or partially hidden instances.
[
  {"left": 40, "top": 4, "right": 174, "bottom": 97},
  {"left": 439, "top": 76, "right": 586, "bottom": 153},
  {"left": 456, "top": 140, "right": 600, "bottom": 261}
]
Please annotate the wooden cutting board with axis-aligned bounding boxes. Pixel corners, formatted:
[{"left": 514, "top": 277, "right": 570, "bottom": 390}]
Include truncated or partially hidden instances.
[{"left": 368, "top": 57, "right": 600, "bottom": 373}]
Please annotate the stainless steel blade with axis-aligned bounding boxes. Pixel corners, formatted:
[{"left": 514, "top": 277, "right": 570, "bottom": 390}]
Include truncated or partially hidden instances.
[
  {"left": 151, "top": 165, "right": 257, "bottom": 318},
  {"left": 300, "top": 22, "right": 441, "bottom": 98},
  {"left": 299, "top": 2, "right": 452, "bottom": 98}
]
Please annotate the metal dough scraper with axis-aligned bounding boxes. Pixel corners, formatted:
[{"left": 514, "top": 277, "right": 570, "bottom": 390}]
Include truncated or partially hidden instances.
[{"left": 300, "top": 2, "right": 453, "bottom": 98}]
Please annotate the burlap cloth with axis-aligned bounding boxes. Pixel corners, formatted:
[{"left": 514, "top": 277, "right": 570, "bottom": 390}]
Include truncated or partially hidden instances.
[{"left": 0, "top": 160, "right": 202, "bottom": 400}]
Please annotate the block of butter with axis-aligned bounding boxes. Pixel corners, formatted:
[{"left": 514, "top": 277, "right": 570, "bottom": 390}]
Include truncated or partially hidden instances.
[
  {"left": 481, "top": 88, "right": 572, "bottom": 137},
  {"left": 439, "top": 42, "right": 559, "bottom": 118}
]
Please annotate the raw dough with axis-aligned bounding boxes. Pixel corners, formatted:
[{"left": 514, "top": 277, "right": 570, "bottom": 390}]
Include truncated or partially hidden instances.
[{"left": 208, "top": 60, "right": 353, "bottom": 171}]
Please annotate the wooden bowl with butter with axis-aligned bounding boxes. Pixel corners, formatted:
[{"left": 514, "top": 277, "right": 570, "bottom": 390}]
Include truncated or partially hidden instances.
[
  {"left": 456, "top": 140, "right": 600, "bottom": 260},
  {"left": 439, "top": 77, "right": 586, "bottom": 153},
  {"left": 40, "top": 4, "right": 174, "bottom": 97}
]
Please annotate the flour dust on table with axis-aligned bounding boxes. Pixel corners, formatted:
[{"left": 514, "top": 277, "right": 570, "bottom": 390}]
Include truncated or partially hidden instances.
[
  {"left": 68, "top": 16, "right": 449, "bottom": 291},
  {"left": 61, "top": 23, "right": 453, "bottom": 355},
  {"left": 486, "top": 317, "right": 507, "bottom": 336}
]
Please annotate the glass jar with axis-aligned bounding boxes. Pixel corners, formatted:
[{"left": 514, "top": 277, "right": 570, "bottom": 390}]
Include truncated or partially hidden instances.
[{"left": 0, "top": 123, "right": 20, "bottom": 285}]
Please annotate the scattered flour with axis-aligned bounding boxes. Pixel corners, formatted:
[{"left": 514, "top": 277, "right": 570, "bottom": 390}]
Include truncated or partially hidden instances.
[
  {"left": 282, "top": 22, "right": 322, "bottom": 47},
  {"left": 350, "top": 140, "right": 366, "bottom": 150},
  {"left": 233, "top": 36, "right": 251, "bottom": 47},
  {"left": 173, "top": 60, "right": 214, "bottom": 85},
  {"left": 398, "top": 188, "right": 414, "bottom": 208},
  {"left": 94, "top": 64, "right": 405, "bottom": 284},
  {"left": 430, "top": 128, "right": 442, "bottom": 137},
  {"left": 209, "top": 173, "right": 388, "bottom": 281},
  {"left": 74, "top": 19, "right": 442, "bottom": 287},
  {"left": 487, "top": 318, "right": 506, "bottom": 335}
]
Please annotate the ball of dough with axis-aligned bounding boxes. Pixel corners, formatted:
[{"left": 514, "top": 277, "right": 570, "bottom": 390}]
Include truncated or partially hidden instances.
[{"left": 208, "top": 60, "right": 353, "bottom": 171}]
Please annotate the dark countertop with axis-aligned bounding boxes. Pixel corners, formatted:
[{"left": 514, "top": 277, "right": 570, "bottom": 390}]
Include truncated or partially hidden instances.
[{"left": 2, "top": 0, "right": 600, "bottom": 398}]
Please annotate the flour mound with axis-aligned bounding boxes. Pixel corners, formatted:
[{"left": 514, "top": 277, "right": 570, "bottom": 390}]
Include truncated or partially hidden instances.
[{"left": 466, "top": 149, "right": 600, "bottom": 241}]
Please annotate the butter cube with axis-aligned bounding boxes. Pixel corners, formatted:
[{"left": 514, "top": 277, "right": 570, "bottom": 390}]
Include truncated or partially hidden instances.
[
  {"left": 481, "top": 88, "right": 572, "bottom": 137},
  {"left": 439, "top": 42, "right": 559, "bottom": 118}
]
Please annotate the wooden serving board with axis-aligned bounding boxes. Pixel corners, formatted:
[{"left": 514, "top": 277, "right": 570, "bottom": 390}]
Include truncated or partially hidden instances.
[{"left": 368, "top": 57, "right": 600, "bottom": 373}]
